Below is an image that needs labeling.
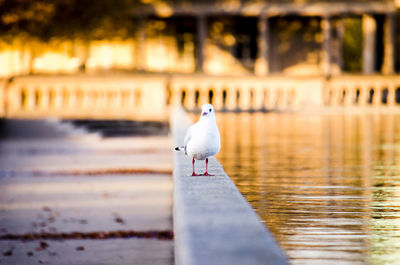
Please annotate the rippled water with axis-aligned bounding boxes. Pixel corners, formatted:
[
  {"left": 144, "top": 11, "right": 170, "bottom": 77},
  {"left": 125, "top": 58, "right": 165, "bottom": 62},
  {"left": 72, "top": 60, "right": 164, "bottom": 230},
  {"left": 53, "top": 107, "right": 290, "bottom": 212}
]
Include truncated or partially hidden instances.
[{"left": 216, "top": 113, "right": 400, "bottom": 265}]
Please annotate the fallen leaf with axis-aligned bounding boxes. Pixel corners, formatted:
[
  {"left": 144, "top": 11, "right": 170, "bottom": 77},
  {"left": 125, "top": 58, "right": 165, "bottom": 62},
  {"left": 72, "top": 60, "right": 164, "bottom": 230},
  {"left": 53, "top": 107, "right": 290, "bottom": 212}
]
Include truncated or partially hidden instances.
[
  {"left": 76, "top": 246, "right": 85, "bottom": 251},
  {"left": 36, "top": 241, "right": 49, "bottom": 251},
  {"left": 115, "top": 217, "right": 125, "bottom": 224},
  {"left": 3, "top": 249, "right": 12, "bottom": 256},
  {"left": 43, "top": 206, "right": 52, "bottom": 212}
]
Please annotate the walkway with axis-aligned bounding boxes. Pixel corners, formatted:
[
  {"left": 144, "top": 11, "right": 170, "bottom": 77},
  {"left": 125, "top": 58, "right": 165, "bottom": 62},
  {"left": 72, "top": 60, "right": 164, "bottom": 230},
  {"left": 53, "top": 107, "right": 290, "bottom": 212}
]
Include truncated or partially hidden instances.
[{"left": 0, "top": 119, "right": 174, "bottom": 265}]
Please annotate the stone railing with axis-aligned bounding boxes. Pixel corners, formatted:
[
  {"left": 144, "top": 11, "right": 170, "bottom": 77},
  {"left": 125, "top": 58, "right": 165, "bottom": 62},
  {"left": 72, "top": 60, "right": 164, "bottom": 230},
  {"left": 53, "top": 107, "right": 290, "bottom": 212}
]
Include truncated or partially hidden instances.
[
  {"left": 168, "top": 75, "right": 324, "bottom": 112},
  {"left": 324, "top": 75, "right": 400, "bottom": 107},
  {"left": 3, "top": 75, "right": 168, "bottom": 121},
  {"left": 1, "top": 74, "right": 400, "bottom": 121}
]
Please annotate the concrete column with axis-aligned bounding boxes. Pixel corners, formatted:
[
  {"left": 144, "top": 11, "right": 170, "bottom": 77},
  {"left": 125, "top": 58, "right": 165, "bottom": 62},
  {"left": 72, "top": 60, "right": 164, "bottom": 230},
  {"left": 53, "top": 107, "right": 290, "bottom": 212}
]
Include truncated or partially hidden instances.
[
  {"left": 82, "top": 87, "right": 92, "bottom": 108},
  {"left": 239, "top": 86, "right": 251, "bottom": 111},
  {"left": 199, "top": 87, "right": 209, "bottom": 106},
  {"left": 225, "top": 86, "right": 237, "bottom": 111},
  {"left": 343, "top": 87, "right": 354, "bottom": 106},
  {"left": 255, "top": 16, "right": 269, "bottom": 75},
  {"left": 267, "top": 87, "right": 277, "bottom": 109},
  {"left": 387, "top": 84, "right": 396, "bottom": 105},
  {"left": 253, "top": 85, "right": 265, "bottom": 110},
  {"left": 99, "top": 88, "right": 108, "bottom": 108},
  {"left": 321, "top": 16, "right": 332, "bottom": 76},
  {"left": 25, "top": 87, "right": 35, "bottom": 109},
  {"left": 54, "top": 86, "right": 63, "bottom": 109},
  {"left": 114, "top": 90, "right": 123, "bottom": 108},
  {"left": 359, "top": 85, "right": 367, "bottom": 106},
  {"left": 170, "top": 85, "right": 182, "bottom": 106},
  {"left": 373, "top": 87, "right": 382, "bottom": 106},
  {"left": 362, "top": 14, "right": 376, "bottom": 74},
  {"left": 212, "top": 86, "right": 224, "bottom": 111},
  {"left": 185, "top": 87, "right": 196, "bottom": 111},
  {"left": 136, "top": 17, "right": 147, "bottom": 71},
  {"left": 68, "top": 86, "right": 77, "bottom": 108},
  {"left": 39, "top": 87, "right": 50, "bottom": 110},
  {"left": 382, "top": 13, "right": 395, "bottom": 75},
  {"left": 196, "top": 15, "right": 207, "bottom": 73},
  {"left": 328, "top": 86, "right": 338, "bottom": 106},
  {"left": 129, "top": 89, "right": 137, "bottom": 108},
  {"left": 263, "top": 88, "right": 271, "bottom": 109}
]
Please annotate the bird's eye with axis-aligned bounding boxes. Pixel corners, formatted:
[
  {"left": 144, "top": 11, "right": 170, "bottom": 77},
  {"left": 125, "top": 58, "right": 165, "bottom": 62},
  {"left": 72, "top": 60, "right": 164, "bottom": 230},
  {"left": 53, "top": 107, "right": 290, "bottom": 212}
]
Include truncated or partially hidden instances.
[{"left": 209, "top": 108, "right": 212, "bottom": 112}]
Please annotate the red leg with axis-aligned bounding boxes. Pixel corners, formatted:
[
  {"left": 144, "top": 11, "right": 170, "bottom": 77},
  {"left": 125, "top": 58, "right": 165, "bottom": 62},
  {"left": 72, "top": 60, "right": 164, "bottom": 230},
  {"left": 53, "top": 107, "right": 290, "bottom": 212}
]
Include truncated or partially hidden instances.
[
  {"left": 203, "top": 158, "right": 213, "bottom": 176},
  {"left": 192, "top": 158, "right": 199, "bottom": 176}
]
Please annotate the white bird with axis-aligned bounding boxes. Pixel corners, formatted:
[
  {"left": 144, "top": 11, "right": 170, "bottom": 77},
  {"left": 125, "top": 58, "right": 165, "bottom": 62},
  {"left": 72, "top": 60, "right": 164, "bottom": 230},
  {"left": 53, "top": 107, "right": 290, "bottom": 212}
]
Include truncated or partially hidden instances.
[{"left": 175, "top": 104, "right": 221, "bottom": 176}]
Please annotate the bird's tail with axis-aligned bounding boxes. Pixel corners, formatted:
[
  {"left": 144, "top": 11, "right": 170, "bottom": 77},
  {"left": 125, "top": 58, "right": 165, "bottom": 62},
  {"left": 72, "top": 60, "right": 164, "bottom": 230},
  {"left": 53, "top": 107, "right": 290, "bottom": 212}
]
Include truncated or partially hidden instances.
[{"left": 174, "top": 146, "right": 184, "bottom": 151}]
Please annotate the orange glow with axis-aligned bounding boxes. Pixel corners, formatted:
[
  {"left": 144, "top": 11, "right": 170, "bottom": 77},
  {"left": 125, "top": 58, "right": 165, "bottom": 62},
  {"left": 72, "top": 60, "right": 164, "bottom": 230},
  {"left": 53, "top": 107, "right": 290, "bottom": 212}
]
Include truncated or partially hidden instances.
[{"left": 87, "top": 40, "right": 136, "bottom": 71}]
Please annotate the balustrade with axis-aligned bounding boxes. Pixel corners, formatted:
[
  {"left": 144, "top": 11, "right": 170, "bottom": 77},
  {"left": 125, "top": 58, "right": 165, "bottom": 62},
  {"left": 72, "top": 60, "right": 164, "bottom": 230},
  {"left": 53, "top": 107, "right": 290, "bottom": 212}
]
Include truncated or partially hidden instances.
[
  {"left": 1, "top": 75, "right": 400, "bottom": 120},
  {"left": 3, "top": 76, "right": 168, "bottom": 120},
  {"left": 169, "top": 76, "right": 304, "bottom": 112},
  {"left": 325, "top": 76, "right": 400, "bottom": 108}
]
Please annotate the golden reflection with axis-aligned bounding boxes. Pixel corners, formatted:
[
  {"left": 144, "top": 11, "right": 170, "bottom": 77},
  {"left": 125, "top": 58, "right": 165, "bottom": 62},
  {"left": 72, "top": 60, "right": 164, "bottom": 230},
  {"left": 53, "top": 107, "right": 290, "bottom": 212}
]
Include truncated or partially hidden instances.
[{"left": 216, "top": 112, "right": 400, "bottom": 265}]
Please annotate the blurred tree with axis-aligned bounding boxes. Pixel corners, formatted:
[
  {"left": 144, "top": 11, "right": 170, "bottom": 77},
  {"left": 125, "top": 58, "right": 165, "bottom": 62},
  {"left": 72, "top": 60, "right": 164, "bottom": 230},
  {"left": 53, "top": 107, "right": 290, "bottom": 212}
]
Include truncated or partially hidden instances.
[
  {"left": 0, "top": 0, "right": 144, "bottom": 71},
  {"left": 0, "top": 0, "right": 142, "bottom": 40},
  {"left": 0, "top": 0, "right": 55, "bottom": 40},
  {"left": 343, "top": 17, "right": 362, "bottom": 73}
]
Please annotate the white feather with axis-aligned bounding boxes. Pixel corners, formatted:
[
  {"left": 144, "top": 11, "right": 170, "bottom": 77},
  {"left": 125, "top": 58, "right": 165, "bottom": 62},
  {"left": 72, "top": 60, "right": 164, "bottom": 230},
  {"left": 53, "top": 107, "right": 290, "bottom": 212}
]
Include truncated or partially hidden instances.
[{"left": 183, "top": 104, "right": 220, "bottom": 160}]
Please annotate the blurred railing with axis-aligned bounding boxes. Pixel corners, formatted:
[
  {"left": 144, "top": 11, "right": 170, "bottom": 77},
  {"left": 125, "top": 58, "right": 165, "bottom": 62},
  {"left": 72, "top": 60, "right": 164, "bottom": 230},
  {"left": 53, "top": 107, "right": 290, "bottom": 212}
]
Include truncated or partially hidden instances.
[
  {"left": 168, "top": 75, "right": 324, "bottom": 111},
  {"left": 324, "top": 75, "right": 400, "bottom": 107},
  {"left": 1, "top": 74, "right": 400, "bottom": 121},
  {"left": 2, "top": 75, "right": 168, "bottom": 121}
]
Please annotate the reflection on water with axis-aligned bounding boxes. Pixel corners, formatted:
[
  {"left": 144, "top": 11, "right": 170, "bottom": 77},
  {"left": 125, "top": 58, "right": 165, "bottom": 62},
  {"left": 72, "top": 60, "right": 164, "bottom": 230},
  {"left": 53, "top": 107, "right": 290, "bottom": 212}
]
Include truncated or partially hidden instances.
[{"left": 216, "top": 113, "right": 400, "bottom": 265}]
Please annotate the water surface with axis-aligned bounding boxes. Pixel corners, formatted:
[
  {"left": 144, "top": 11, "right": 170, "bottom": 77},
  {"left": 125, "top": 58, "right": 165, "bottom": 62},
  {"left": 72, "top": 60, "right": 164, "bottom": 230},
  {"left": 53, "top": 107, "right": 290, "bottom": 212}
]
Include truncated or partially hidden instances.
[{"left": 216, "top": 113, "right": 400, "bottom": 265}]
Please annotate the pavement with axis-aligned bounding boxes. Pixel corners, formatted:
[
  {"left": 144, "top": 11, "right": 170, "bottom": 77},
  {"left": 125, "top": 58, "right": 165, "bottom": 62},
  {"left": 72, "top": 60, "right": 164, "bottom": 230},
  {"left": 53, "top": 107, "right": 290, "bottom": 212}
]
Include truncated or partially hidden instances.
[
  {"left": 172, "top": 108, "right": 290, "bottom": 265},
  {"left": 0, "top": 119, "right": 174, "bottom": 265}
]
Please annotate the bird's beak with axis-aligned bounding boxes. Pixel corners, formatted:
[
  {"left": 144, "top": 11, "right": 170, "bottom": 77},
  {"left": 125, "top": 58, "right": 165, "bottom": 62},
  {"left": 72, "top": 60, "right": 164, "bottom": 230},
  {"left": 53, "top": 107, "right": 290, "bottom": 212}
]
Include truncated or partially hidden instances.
[{"left": 202, "top": 112, "right": 207, "bottom": 116}]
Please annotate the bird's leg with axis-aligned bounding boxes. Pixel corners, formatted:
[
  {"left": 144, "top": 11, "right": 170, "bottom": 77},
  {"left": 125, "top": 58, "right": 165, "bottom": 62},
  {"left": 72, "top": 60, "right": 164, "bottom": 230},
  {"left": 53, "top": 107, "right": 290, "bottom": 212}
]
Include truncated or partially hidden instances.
[
  {"left": 192, "top": 158, "right": 199, "bottom": 176},
  {"left": 203, "top": 158, "right": 213, "bottom": 176}
]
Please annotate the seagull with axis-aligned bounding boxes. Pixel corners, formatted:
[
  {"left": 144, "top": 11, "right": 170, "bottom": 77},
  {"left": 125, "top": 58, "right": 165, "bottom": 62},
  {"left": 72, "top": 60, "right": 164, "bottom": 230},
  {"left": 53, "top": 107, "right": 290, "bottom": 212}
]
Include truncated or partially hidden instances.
[{"left": 175, "top": 104, "right": 221, "bottom": 176}]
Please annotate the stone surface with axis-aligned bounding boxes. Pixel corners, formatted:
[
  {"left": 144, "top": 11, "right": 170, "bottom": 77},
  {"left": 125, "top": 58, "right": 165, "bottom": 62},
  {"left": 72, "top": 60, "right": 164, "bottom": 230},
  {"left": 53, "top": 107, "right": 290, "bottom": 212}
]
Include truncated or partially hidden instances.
[
  {"left": 0, "top": 119, "right": 174, "bottom": 265},
  {"left": 0, "top": 239, "right": 173, "bottom": 265},
  {"left": 0, "top": 175, "right": 172, "bottom": 234},
  {"left": 172, "top": 108, "right": 290, "bottom": 265},
  {"left": 0, "top": 137, "right": 172, "bottom": 173}
]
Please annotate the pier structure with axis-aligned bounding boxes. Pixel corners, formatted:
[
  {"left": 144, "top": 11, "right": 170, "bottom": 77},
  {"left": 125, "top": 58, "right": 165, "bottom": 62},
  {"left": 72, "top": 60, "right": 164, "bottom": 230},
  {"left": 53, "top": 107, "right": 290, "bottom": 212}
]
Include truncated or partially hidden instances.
[
  {"left": 131, "top": 0, "right": 397, "bottom": 76},
  {"left": 171, "top": 108, "right": 290, "bottom": 265}
]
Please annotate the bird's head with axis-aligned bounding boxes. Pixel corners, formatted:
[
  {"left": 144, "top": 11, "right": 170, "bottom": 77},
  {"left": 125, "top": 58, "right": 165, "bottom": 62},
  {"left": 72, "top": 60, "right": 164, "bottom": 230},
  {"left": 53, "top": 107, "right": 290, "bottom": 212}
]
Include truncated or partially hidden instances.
[{"left": 201, "top": 104, "right": 215, "bottom": 118}]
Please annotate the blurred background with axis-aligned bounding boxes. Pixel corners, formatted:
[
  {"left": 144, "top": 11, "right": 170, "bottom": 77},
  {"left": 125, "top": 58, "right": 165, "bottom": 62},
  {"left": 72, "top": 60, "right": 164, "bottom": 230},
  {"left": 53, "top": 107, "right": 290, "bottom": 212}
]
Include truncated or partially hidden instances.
[
  {"left": 0, "top": 0, "right": 399, "bottom": 76},
  {"left": 2, "top": 1, "right": 400, "bottom": 265},
  {"left": 1, "top": 0, "right": 400, "bottom": 121}
]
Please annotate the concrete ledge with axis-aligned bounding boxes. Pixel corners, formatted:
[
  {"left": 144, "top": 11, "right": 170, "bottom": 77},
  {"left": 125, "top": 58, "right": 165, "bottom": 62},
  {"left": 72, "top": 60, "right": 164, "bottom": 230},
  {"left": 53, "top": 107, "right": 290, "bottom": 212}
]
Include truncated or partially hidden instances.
[{"left": 171, "top": 108, "right": 289, "bottom": 265}]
